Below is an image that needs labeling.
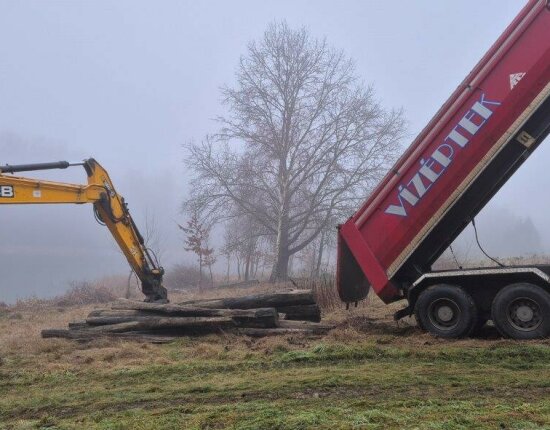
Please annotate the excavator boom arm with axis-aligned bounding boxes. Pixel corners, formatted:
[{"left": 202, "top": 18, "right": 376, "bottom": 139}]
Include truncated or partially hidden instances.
[{"left": 0, "top": 158, "right": 168, "bottom": 302}]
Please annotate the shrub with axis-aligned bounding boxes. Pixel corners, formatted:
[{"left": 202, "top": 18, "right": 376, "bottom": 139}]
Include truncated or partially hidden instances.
[
  {"left": 53, "top": 281, "right": 117, "bottom": 306},
  {"left": 11, "top": 281, "right": 118, "bottom": 310},
  {"left": 164, "top": 264, "right": 209, "bottom": 291}
]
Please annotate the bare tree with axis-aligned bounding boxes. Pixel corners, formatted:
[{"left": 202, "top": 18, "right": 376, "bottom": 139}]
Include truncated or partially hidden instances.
[
  {"left": 143, "top": 209, "right": 164, "bottom": 262},
  {"left": 221, "top": 214, "right": 269, "bottom": 281},
  {"left": 177, "top": 212, "right": 214, "bottom": 291},
  {"left": 221, "top": 228, "right": 235, "bottom": 281},
  {"left": 123, "top": 210, "right": 164, "bottom": 299},
  {"left": 185, "top": 21, "right": 405, "bottom": 282}
]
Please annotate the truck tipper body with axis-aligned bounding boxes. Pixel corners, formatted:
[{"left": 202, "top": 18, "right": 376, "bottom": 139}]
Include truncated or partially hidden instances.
[{"left": 337, "top": 0, "right": 550, "bottom": 339}]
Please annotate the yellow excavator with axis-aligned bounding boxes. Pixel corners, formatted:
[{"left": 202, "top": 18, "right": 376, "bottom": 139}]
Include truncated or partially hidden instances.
[{"left": 0, "top": 158, "right": 168, "bottom": 303}]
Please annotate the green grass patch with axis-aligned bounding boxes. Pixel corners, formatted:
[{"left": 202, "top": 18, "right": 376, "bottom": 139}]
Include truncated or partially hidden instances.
[{"left": 1, "top": 339, "right": 549, "bottom": 429}]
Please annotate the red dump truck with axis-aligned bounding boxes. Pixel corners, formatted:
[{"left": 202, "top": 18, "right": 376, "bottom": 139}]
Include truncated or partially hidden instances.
[{"left": 337, "top": 0, "right": 550, "bottom": 339}]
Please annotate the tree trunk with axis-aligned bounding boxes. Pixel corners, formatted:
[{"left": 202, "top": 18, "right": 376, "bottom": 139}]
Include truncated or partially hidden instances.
[
  {"left": 236, "top": 256, "right": 242, "bottom": 280},
  {"left": 226, "top": 254, "right": 230, "bottom": 281},
  {"left": 288, "top": 254, "right": 294, "bottom": 278},
  {"left": 244, "top": 249, "right": 251, "bottom": 281},
  {"left": 309, "top": 243, "right": 317, "bottom": 278},
  {"left": 269, "top": 249, "right": 290, "bottom": 282},
  {"left": 250, "top": 256, "right": 255, "bottom": 280},
  {"left": 208, "top": 263, "right": 214, "bottom": 287},
  {"left": 314, "top": 231, "right": 325, "bottom": 278},
  {"left": 253, "top": 253, "right": 260, "bottom": 278},
  {"left": 198, "top": 256, "right": 203, "bottom": 292},
  {"left": 270, "top": 199, "right": 290, "bottom": 282},
  {"left": 125, "top": 271, "right": 133, "bottom": 299}
]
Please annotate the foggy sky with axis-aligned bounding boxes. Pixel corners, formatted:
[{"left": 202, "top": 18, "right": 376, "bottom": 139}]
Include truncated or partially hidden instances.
[{"left": 1, "top": 0, "right": 547, "bottom": 302}]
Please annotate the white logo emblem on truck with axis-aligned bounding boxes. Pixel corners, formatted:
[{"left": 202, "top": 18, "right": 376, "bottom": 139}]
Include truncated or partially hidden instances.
[
  {"left": 510, "top": 73, "right": 526, "bottom": 89},
  {"left": 385, "top": 93, "right": 501, "bottom": 217}
]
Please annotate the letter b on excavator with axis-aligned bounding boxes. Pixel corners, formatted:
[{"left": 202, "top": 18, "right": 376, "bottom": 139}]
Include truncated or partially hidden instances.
[{"left": 0, "top": 186, "right": 14, "bottom": 198}]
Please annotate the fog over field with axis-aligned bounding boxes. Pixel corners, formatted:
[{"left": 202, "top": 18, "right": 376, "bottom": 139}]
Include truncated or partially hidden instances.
[{"left": 1, "top": 0, "right": 548, "bottom": 302}]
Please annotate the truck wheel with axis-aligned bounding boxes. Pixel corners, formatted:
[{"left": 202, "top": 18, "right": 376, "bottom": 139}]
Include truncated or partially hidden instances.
[
  {"left": 414, "top": 285, "right": 477, "bottom": 338},
  {"left": 491, "top": 283, "right": 550, "bottom": 339}
]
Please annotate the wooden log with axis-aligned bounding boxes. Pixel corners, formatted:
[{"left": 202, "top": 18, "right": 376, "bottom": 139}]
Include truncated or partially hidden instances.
[
  {"left": 112, "top": 300, "right": 279, "bottom": 318},
  {"left": 45, "top": 317, "right": 234, "bottom": 340},
  {"left": 42, "top": 328, "right": 110, "bottom": 339},
  {"left": 106, "top": 302, "right": 279, "bottom": 324},
  {"left": 68, "top": 320, "right": 89, "bottom": 330},
  {"left": 41, "top": 329, "right": 176, "bottom": 343},
  {"left": 231, "top": 308, "right": 278, "bottom": 328},
  {"left": 86, "top": 321, "right": 142, "bottom": 333},
  {"left": 112, "top": 299, "right": 239, "bottom": 316},
  {"left": 277, "top": 304, "right": 321, "bottom": 322},
  {"left": 112, "top": 316, "right": 233, "bottom": 331},
  {"left": 87, "top": 308, "right": 279, "bottom": 329},
  {"left": 88, "top": 309, "right": 145, "bottom": 318},
  {"left": 86, "top": 316, "right": 147, "bottom": 326},
  {"left": 177, "top": 290, "right": 315, "bottom": 310}
]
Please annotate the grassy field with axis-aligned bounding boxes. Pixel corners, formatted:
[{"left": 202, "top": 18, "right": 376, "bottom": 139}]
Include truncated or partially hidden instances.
[{"left": 1, "top": 289, "right": 549, "bottom": 430}]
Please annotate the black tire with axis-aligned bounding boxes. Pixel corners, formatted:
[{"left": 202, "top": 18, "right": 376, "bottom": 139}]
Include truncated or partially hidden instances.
[
  {"left": 491, "top": 283, "right": 550, "bottom": 340},
  {"left": 414, "top": 284, "right": 477, "bottom": 338}
]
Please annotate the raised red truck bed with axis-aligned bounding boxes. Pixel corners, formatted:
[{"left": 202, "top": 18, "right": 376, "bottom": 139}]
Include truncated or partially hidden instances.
[{"left": 337, "top": 0, "right": 550, "bottom": 339}]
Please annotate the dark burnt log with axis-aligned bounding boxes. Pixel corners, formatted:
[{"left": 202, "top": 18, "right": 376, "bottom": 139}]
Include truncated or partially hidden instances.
[
  {"left": 41, "top": 329, "right": 176, "bottom": 343},
  {"left": 231, "top": 308, "right": 278, "bottom": 328},
  {"left": 277, "top": 304, "right": 321, "bottom": 322},
  {"left": 177, "top": 290, "right": 315, "bottom": 310},
  {"left": 87, "top": 308, "right": 278, "bottom": 329},
  {"left": 68, "top": 320, "right": 89, "bottom": 330},
  {"left": 111, "top": 300, "right": 241, "bottom": 316}
]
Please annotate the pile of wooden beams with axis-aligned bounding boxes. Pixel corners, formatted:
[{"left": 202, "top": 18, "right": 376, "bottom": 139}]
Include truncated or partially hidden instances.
[
  {"left": 42, "top": 290, "right": 333, "bottom": 343},
  {"left": 177, "top": 289, "right": 322, "bottom": 322}
]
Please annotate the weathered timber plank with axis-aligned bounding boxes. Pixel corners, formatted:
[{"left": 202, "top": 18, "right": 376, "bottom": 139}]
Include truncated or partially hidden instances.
[
  {"left": 41, "top": 329, "right": 176, "bottom": 343},
  {"left": 177, "top": 290, "right": 315, "bottom": 310},
  {"left": 87, "top": 308, "right": 279, "bottom": 329},
  {"left": 278, "top": 304, "right": 321, "bottom": 322}
]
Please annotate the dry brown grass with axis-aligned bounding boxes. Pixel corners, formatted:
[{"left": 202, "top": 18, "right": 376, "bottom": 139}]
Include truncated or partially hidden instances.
[
  {"left": 2, "top": 278, "right": 549, "bottom": 429},
  {"left": 0, "top": 278, "right": 369, "bottom": 372},
  {"left": 4, "top": 276, "right": 549, "bottom": 375},
  {"left": 0, "top": 303, "right": 94, "bottom": 357},
  {"left": 0, "top": 276, "right": 414, "bottom": 357},
  {"left": 0, "top": 301, "right": 178, "bottom": 373}
]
